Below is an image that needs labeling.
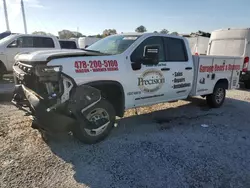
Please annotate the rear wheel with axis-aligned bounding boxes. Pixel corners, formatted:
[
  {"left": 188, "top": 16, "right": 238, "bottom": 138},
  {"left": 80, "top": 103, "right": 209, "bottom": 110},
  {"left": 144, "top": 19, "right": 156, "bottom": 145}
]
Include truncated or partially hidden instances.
[
  {"left": 244, "top": 80, "right": 250, "bottom": 89},
  {"left": 206, "top": 84, "right": 226, "bottom": 108},
  {"left": 72, "top": 99, "right": 116, "bottom": 144}
]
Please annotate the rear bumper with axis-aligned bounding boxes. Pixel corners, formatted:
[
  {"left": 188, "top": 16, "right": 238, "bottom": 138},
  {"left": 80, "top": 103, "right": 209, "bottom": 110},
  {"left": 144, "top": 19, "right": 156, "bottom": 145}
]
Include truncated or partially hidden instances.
[{"left": 12, "top": 84, "right": 75, "bottom": 132}]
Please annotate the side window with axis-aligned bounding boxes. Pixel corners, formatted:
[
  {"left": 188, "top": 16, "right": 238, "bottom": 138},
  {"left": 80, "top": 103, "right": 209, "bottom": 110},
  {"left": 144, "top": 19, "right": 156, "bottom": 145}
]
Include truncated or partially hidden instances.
[
  {"left": 33, "top": 37, "right": 55, "bottom": 48},
  {"left": 8, "top": 37, "right": 33, "bottom": 48},
  {"left": 131, "top": 36, "right": 165, "bottom": 63},
  {"left": 163, "top": 37, "right": 188, "bottom": 61},
  {"left": 20, "top": 37, "right": 33, "bottom": 48}
]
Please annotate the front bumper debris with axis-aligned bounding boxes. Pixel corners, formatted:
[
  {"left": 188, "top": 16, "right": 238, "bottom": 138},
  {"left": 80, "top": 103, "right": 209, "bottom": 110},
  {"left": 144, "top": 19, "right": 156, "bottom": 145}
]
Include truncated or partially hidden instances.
[
  {"left": 12, "top": 84, "right": 75, "bottom": 132},
  {"left": 12, "top": 83, "right": 104, "bottom": 133}
]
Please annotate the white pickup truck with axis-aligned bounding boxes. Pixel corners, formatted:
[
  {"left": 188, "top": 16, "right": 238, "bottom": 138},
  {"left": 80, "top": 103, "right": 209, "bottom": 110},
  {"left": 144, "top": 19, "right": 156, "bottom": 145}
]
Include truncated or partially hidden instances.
[
  {"left": 0, "top": 34, "right": 61, "bottom": 79},
  {"left": 11, "top": 33, "right": 242, "bottom": 144}
]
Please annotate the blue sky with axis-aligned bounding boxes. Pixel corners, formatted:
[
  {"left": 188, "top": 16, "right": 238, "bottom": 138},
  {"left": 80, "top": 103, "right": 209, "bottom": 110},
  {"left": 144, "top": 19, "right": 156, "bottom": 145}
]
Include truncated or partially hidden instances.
[{"left": 1, "top": 0, "right": 250, "bottom": 36}]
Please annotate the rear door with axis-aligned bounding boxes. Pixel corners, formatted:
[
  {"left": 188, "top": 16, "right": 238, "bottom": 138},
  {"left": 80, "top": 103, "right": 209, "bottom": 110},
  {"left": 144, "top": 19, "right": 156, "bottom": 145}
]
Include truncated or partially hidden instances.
[
  {"left": 162, "top": 37, "right": 194, "bottom": 100},
  {"left": 33, "top": 36, "right": 55, "bottom": 50}
]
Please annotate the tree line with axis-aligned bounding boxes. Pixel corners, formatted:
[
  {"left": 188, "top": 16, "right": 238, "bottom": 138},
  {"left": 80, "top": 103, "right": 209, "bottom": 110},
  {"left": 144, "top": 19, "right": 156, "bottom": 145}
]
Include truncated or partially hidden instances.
[{"left": 32, "top": 25, "right": 180, "bottom": 39}]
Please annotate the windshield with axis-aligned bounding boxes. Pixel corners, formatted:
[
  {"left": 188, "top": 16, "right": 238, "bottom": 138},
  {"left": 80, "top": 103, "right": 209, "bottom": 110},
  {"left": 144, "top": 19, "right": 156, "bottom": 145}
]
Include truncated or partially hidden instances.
[
  {"left": 0, "top": 34, "right": 17, "bottom": 45},
  {"left": 209, "top": 39, "right": 245, "bottom": 56},
  {"left": 86, "top": 35, "right": 140, "bottom": 55}
]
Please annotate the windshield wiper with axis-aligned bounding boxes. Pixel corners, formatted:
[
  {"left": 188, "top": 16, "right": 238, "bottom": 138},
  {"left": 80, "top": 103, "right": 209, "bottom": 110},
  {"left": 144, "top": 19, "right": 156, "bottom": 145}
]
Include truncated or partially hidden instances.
[
  {"left": 80, "top": 48, "right": 100, "bottom": 53},
  {"left": 80, "top": 48, "right": 111, "bottom": 55}
]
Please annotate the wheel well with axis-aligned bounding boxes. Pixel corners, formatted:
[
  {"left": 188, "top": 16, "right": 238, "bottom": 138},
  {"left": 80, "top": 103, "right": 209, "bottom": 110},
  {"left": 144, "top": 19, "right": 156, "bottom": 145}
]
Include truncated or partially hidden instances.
[
  {"left": 216, "top": 79, "right": 229, "bottom": 89},
  {"left": 0, "top": 61, "right": 7, "bottom": 73},
  {"left": 86, "top": 81, "right": 125, "bottom": 117}
]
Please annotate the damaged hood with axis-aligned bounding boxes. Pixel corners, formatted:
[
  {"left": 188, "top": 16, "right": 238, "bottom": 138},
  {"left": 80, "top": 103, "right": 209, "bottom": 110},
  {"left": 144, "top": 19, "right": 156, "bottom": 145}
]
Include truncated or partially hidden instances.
[{"left": 15, "top": 49, "right": 103, "bottom": 62}]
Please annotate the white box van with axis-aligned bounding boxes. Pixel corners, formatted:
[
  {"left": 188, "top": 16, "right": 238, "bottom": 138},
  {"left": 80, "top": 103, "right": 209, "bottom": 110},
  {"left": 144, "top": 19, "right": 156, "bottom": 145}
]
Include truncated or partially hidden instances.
[
  {"left": 78, "top": 37, "right": 100, "bottom": 49},
  {"left": 0, "top": 34, "right": 61, "bottom": 79},
  {"left": 186, "top": 36, "right": 210, "bottom": 55},
  {"left": 207, "top": 28, "right": 250, "bottom": 88}
]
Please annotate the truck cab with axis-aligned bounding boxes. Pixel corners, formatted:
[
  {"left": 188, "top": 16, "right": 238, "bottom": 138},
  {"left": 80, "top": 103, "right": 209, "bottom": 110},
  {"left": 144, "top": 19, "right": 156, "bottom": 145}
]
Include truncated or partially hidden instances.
[
  {"left": 11, "top": 33, "right": 242, "bottom": 144},
  {"left": 0, "top": 34, "right": 61, "bottom": 79}
]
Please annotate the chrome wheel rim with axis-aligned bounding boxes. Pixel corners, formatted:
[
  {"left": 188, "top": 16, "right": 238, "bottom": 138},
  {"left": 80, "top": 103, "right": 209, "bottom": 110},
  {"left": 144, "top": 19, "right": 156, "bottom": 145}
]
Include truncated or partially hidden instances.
[
  {"left": 82, "top": 108, "right": 110, "bottom": 136},
  {"left": 215, "top": 88, "right": 224, "bottom": 104}
]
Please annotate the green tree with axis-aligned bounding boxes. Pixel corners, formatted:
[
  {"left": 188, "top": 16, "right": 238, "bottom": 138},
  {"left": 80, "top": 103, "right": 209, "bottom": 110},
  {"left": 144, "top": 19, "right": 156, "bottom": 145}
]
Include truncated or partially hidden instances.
[
  {"left": 135, "top": 25, "right": 147, "bottom": 33},
  {"left": 32, "top": 31, "right": 54, "bottom": 36},
  {"left": 58, "top": 30, "right": 84, "bottom": 39},
  {"left": 160, "top": 29, "right": 169, "bottom": 34},
  {"left": 170, "top": 32, "right": 179, "bottom": 35},
  {"left": 102, "top": 29, "right": 117, "bottom": 37}
]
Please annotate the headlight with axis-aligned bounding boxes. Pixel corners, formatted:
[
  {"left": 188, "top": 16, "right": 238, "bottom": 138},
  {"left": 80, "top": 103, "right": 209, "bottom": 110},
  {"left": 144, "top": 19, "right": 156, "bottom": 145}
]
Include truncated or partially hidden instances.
[
  {"left": 35, "top": 65, "right": 62, "bottom": 76},
  {"left": 41, "top": 66, "right": 62, "bottom": 73}
]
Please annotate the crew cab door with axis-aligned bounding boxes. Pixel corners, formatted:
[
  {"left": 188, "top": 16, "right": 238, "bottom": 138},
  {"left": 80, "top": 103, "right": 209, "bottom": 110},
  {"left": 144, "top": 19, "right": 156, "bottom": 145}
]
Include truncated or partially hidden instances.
[
  {"left": 161, "top": 37, "right": 194, "bottom": 100},
  {"left": 128, "top": 36, "right": 172, "bottom": 107}
]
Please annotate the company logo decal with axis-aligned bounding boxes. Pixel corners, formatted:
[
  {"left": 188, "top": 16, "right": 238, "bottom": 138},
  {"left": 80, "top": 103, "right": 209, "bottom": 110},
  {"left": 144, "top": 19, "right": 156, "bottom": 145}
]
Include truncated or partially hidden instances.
[{"left": 138, "top": 69, "right": 165, "bottom": 93}]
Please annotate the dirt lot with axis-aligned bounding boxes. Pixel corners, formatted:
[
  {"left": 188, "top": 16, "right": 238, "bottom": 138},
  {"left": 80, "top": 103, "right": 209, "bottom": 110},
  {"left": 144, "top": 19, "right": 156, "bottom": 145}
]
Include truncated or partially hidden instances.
[{"left": 1, "top": 86, "right": 250, "bottom": 188}]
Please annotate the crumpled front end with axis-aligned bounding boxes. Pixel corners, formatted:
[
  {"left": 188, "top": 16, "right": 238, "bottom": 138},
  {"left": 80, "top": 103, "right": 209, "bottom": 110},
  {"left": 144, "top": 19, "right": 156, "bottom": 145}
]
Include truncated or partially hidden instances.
[
  {"left": 11, "top": 61, "right": 102, "bottom": 133},
  {"left": 12, "top": 84, "right": 75, "bottom": 132}
]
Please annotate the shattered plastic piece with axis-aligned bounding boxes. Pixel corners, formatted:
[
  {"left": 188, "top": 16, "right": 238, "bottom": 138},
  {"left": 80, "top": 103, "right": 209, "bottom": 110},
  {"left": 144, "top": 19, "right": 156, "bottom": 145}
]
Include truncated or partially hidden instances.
[{"left": 201, "top": 124, "right": 209, "bottom": 128}]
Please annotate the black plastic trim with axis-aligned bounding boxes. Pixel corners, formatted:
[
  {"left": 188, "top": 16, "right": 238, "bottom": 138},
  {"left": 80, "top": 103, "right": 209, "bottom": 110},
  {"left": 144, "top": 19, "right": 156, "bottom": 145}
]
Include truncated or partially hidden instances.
[{"left": 85, "top": 80, "right": 125, "bottom": 117}]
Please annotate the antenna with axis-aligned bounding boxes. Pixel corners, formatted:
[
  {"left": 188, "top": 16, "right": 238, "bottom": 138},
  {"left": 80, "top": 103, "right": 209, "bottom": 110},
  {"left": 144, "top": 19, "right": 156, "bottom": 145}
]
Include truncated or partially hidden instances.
[
  {"left": 3, "top": 0, "right": 10, "bottom": 31},
  {"left": 21, "top": 0, "right": 28, "bottom": 34}
]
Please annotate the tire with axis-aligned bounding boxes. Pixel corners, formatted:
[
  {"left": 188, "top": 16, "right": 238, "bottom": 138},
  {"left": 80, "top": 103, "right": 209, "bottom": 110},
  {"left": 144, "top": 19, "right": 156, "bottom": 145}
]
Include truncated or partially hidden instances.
[
  {"left": 244, "top": 80, "right": 250, "bottom": 89},
  {"left": 0, "top": 62, "right": 6, "bottom": 80},
  {"left": 206, "top": 83, "right": 226, "bottom": 108},
  {"left": 72, "top": 99, "right": 116, "bottom": 144}
]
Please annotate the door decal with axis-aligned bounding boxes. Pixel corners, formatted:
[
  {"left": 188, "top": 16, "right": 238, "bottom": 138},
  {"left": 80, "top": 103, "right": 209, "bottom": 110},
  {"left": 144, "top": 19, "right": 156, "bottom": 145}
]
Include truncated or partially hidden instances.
[
  {"left": 137, "top": 68, "right": 165, "bottom": 93},
  {"left": 172, "top": 72, "right": 191, "bottom": 89}
]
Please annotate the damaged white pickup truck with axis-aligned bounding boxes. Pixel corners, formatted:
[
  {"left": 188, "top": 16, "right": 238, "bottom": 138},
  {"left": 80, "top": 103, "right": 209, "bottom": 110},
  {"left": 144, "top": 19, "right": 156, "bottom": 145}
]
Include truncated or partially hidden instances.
[{"left": 12, "top": 33, "right": 243, "bottom": 144}]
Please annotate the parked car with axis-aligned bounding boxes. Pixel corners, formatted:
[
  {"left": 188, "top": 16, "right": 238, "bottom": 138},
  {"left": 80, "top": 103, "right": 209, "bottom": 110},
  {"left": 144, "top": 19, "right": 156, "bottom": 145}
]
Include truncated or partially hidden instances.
[
  {"left": 0, "top": 31, "right": 12, "bottom": 40},
  {"left": 0, "top": 34, "right": 61, "bottom": 79},
  {"left": 207, "top": 28, "right": 250, "bottom": 88},
  {"left": 12, "top": 33, "right": 242, "bottom": 144}
]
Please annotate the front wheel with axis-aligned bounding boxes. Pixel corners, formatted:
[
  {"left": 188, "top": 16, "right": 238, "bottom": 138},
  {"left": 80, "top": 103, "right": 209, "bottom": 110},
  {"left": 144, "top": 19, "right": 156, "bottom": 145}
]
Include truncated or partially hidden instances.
[
  {"left": 206, "top": 84, "right": 226, "bottom": 108},
  {"left": 72, "top": 99, "right": 116, "bottom": 144}
]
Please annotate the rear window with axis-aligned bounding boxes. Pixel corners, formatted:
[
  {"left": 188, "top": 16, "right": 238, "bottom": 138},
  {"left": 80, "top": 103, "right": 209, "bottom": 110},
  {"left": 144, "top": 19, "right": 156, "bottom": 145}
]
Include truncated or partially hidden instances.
[
  {"left": 59, "top": 41, "right": 77, "bottom": 49},
  {"left": 163, "top": 37, "right": 188, "bottom": 61},
  {"left": 209, "top": 39, "right": 245, "bottom": 56},
  {"left": 33, "top": 37, "right": 55, "bottom": 48}
]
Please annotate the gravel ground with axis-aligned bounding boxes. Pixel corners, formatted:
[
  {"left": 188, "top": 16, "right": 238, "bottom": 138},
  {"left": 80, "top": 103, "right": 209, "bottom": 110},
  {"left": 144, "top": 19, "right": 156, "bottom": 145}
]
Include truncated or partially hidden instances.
[{"left": 1, "top": 88, "right": 250, "bottom": 188}]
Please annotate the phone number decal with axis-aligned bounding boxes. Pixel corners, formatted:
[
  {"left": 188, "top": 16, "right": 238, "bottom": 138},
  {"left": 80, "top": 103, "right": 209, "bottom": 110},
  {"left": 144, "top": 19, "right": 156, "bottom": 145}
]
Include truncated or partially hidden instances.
[{"left": 75, "top": 60, "right": 119, "bottom": 73}]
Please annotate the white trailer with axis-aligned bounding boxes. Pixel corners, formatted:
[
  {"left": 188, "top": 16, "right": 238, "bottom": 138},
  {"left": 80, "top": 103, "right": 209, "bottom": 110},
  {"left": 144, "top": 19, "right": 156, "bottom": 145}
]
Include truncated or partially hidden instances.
[{"left": 78, "top": 37, "right": 100, "bottom": 49}]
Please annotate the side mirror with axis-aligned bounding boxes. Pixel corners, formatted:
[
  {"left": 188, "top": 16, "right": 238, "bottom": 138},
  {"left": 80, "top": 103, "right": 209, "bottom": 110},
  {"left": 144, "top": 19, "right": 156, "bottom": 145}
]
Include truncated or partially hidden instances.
[
  {"left": 8, "top": 40, "right": 19, "bottom": 48},
  {"left": 142, "top": 45, "right": 159, "bottom": 65},
  {"left": 131, "top": 61, "right": 142, "bottom": 71}
]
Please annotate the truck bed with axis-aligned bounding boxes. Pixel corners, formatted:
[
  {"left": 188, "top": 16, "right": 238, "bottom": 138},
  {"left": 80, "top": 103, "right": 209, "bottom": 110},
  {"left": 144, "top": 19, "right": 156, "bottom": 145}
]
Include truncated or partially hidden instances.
[{"left": 190, "top": 55, "right": 243, "bottom": 96}]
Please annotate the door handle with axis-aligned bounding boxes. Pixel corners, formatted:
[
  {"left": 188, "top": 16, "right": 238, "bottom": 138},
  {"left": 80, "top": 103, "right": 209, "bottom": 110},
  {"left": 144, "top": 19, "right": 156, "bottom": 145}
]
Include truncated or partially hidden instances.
[
  {"left": 185, "top": 67, "right": 192, "bottom": 70},
  {"left": 161, "top": 68, "right": 170, "bottom": 71}
]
